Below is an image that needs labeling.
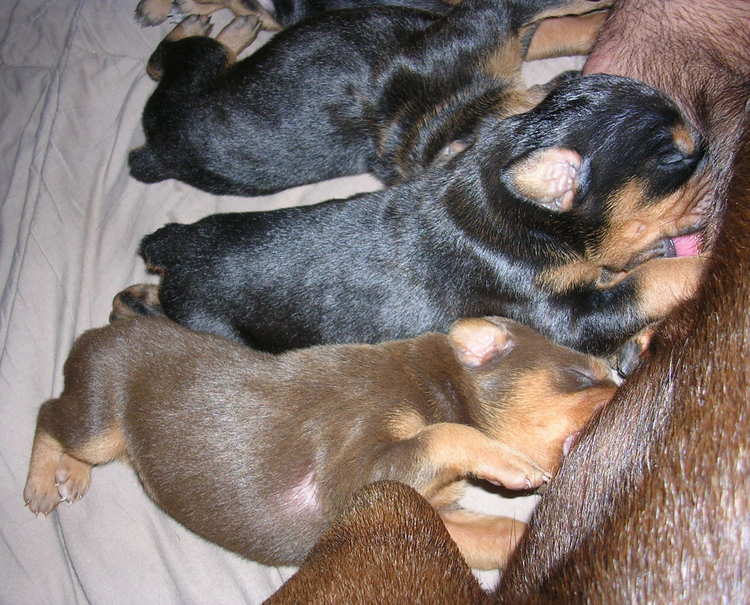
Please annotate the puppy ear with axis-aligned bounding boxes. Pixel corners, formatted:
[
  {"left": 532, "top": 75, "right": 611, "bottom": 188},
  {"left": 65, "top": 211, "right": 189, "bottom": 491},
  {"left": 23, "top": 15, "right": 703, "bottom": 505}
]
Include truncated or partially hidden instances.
[
  {"left": 449, "top": 318, "right": 515, "bottom": 368},
  {"left": 503, "top": 147, "right": 583, "bottom": 212}
]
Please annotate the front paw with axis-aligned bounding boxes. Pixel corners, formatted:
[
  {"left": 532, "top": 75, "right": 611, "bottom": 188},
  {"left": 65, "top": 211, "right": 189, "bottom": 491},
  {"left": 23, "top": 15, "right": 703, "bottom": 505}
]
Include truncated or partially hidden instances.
[{"left": 475, "top": 442, "right": 551, "bottom": 491}]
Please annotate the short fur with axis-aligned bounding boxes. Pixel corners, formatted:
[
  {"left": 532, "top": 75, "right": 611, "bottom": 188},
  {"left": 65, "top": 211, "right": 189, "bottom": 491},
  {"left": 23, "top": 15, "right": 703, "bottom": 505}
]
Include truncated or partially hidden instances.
[
  {"left": 265, "top": 1, "right": 750, "bottom": 600},
  {"left": 23, "top": 315, "right": 618, "bottom": 569},
  {"left": 129, "top": 75, "right": 706, "bottom": 357},
  {"left": 129, "top": 0, "right": 610, "bottom": 195}
]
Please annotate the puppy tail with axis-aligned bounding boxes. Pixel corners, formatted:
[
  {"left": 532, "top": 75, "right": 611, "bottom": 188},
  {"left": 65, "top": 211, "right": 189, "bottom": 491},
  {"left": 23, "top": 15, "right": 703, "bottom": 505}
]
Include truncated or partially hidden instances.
[
  {"left": 128, "top": 145, "right": 168, "bottom": 184},
  {"left": 139, "top": 223, "right": 193, "bottom": 271}
]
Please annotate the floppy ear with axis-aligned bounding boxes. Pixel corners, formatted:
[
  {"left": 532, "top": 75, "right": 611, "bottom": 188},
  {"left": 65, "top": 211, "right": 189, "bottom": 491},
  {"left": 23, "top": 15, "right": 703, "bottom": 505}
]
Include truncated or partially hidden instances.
[
  {"left": 502, "top": 147, "right": 583, "bottom": 212},
  {"left": 449, "top": 318, "right": 515, "bottom": 368}
]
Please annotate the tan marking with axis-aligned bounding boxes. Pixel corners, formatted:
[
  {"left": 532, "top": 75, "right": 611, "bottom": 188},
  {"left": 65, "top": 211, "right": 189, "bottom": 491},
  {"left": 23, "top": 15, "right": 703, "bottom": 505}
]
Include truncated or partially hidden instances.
[
  {"left": 386, "top": 408, "right": 426, "bottom": 440},
  {"left": 483, "top": 37, "right": 523, "bottom": 80},
  {"left": 672, "top": 123, "right": 697, "bottom": 156},
  {"left": 630, "top": 255, "right": 707, "bottom": 319},
  {"left": 537, "top": 260, "right": 601, "bottom": 293},
  {"left": 526, "top": 0, "right": 613, "bottom": 22},
  {"left": 440, "top": 509, "right": 527, "bottom": 569},
  {"left": 488, "top": 369, "right": 616, "bottom": 471},
  {"left": 591, "top": 177, "right": 706, "bottom": 270},
  {"left": 165, "top": 14, "right": 213, "bottom": 42},
  {"left": 416, "top": 423, "right": 550, "bottom": 499},
  {"left": 55, "top": 454, "right": 92, "bottom": 503},
  {"left": 176, "top": 0, "right": 281, "bottom": 30},
  {"left": 177, "top": 0, "right": 225, "bottom": 14},
  {"left": 526, "top": 11, "right": 609, "bottom": 60},
  {"left": 216, "top": 16, "right": 262, "bottom": 61},
  {"left": 69, "top": 427, "right": 127, "bottom": 465},
  {"left": 24, "top": 429, "right": 65, "bottom": 515},
  {"left": 111, "top": 283, "right": 161, "bottom": 322}
]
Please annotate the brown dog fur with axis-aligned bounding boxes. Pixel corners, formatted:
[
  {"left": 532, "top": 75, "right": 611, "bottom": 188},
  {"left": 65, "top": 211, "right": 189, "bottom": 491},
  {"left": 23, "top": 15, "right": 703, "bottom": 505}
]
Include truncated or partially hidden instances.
[{"left": 23, "top": 315, "right": 618, "bottom": 570}]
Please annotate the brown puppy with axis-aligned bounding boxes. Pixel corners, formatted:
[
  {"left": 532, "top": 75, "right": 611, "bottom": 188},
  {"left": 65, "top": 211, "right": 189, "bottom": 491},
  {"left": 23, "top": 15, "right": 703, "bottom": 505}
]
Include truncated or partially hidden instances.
[{"left": 23, "top": 315, "right": 618, "bottom": 570}]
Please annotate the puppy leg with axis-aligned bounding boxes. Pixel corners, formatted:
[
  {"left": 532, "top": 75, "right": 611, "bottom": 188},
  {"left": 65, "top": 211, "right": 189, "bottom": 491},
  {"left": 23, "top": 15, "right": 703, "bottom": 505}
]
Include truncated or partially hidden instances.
[
  {"left": 215, "top": 15, "right": 262, "bottom": 62},
  {"left": 440, "top": 509, "right": 527, "bottom": 569},
  {"left": 525, "top": 11, "right": 609, "bottom": 60},
  {"left": 135, "top": 0, "right": 174, "bottom": 26},
  {"left": 110, "top": 284, "right": 163, "bottom": 323},
  {"left": 147, "top": 15, "right": 214, "bottom": 81},
  {"left": 223, "top": 0, "right": 281, "bottom": 31},
  {"left": 374, "top": 423, "right": 550, "bottom": 501},
  {"left": 24, "top": 397, "right": 125, "bottom": 515},
  {"left": 619, "top": 256, "right": 707, "bottom": 321}
]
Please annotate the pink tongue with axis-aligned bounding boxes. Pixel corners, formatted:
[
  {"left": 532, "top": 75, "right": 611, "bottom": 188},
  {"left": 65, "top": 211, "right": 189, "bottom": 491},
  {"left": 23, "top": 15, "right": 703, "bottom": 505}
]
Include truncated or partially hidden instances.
[{"left": 672, "top": 233, "right": 701, "bottom": 257}]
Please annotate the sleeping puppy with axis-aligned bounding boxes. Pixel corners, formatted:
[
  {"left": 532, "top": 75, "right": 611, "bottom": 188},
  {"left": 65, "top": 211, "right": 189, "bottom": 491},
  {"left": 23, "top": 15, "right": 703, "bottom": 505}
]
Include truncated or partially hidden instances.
[
  {"left": 124, "top": 75, "right": 706, "bottom": 357},
  {"left": 129, "top": 0, "right": 610, "bottom": 195},
  {"left": 22, "top": 315, "right": 618, "bottom": 569}
]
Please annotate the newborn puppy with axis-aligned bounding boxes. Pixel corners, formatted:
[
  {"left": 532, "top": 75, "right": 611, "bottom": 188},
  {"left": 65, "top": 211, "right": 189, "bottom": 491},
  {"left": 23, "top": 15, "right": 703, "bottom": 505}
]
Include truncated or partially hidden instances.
[
  {"left": 128, "top": 75, "right": 705, "bottom": 357},
  {"left": 23, "top": 315, "right": 617, "bottom": 569},
  {"left": 129, "top": 0, "right": 610, "bottom": 194}
]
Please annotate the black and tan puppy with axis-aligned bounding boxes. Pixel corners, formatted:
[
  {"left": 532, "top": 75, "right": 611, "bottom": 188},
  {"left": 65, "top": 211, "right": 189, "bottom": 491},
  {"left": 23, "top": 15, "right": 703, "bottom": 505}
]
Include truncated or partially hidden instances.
[
  {"left": 126, "top": 74, "right": 705, "bottom": 357},
  {"left": 23, "top": 315, "right": 618, "bottom": 569},
  {"left": 129, "top": 0, "right": 609, "bottom": 195}
]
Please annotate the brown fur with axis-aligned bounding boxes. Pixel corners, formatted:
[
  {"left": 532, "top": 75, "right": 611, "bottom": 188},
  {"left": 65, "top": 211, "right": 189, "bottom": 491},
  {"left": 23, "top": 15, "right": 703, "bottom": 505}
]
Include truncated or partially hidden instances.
[
  {"left": 266, "top": 482, "right": 492, "bottom": 605},
  {"left": 23, "top": 315, "right": 617, "bottom": 569}
]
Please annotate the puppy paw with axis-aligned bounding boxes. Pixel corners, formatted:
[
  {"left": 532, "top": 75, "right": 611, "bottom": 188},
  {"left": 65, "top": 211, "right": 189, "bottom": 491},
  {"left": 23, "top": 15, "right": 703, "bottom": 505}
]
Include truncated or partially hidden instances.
[
  {"left": 135, "top": 0, "right": 173, "bottom": 26},
  {"left": 55, "top": 455, "right": 92, "bottom": 504},
  {"left": 166, "top": 14, "right": 213, "bottom": 41},
  {"left": 476, "top": 443, "right": 551, "bottom": 490},
  {"left": 110, "top": 283, "right": 163, "bottom": 323},
  {"left": 23, "top": 474, "right": 61, "bottom": 517},
  {"left": 216, "top": 16, "right": 262, "bottom": 58}
]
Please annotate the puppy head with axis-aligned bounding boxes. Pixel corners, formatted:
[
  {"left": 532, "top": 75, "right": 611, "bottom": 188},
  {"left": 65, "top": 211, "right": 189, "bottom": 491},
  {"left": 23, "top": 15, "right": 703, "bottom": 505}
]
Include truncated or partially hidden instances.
[
  {"left": 448, "top": 316, "right": 618, "bottom": 472},
  {"left": 495, "top": 74, "right": 704, "bottom": 271}
]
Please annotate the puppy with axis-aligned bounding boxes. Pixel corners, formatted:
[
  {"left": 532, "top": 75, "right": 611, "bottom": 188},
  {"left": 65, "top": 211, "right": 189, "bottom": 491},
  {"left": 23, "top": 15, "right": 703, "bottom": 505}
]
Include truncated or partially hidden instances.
[
  {"left": 124, "top": 74, "right": 705, "bottom": 357},
  {"left": 129, "top": 0, "right": 610, "bottom": 195},
  {"left": 22, "top": 315, "right": 618, "bottom": 569}
]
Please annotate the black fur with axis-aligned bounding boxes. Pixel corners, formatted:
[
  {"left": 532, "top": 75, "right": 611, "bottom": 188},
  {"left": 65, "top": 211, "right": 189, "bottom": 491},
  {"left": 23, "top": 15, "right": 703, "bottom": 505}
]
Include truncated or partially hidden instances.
[
  {"left": 139, "top": 75, "right": 701, "bottom": 356},
  {"left": 129, "top": 0, "right": 602, "bottom": 195},
  {"left": 269, "top": 0, "right": 452, "bottom": 28}
]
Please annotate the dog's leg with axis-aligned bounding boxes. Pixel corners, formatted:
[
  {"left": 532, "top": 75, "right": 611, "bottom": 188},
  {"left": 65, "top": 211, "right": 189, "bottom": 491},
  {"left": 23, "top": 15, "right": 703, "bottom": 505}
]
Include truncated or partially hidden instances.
[
  {"left": 525, "top": 10, "right": 609, "bottom": 60},
  {"left": 110, "top": 284, "right": 163, "bottom": 323},
  {"left": 135, "top": 0, "right": 175, "bottom": 26},
  {"left": 223, "top": 0, "right": 281, "bottom": 31},
  {"left": 147, "top": 15, "right": 215, "bottom": 81},
  {"left": 372, "top": 422, "right": 550, "bottom": 499},
  {"left": 215, "top": 15, "right": 262, "bottom": 63},
  {"left": 23, "top": 397, "right": 126, "bottom": 515},
  {"left": 440, "top": 509, "right": 527, "bottom": 569}
]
